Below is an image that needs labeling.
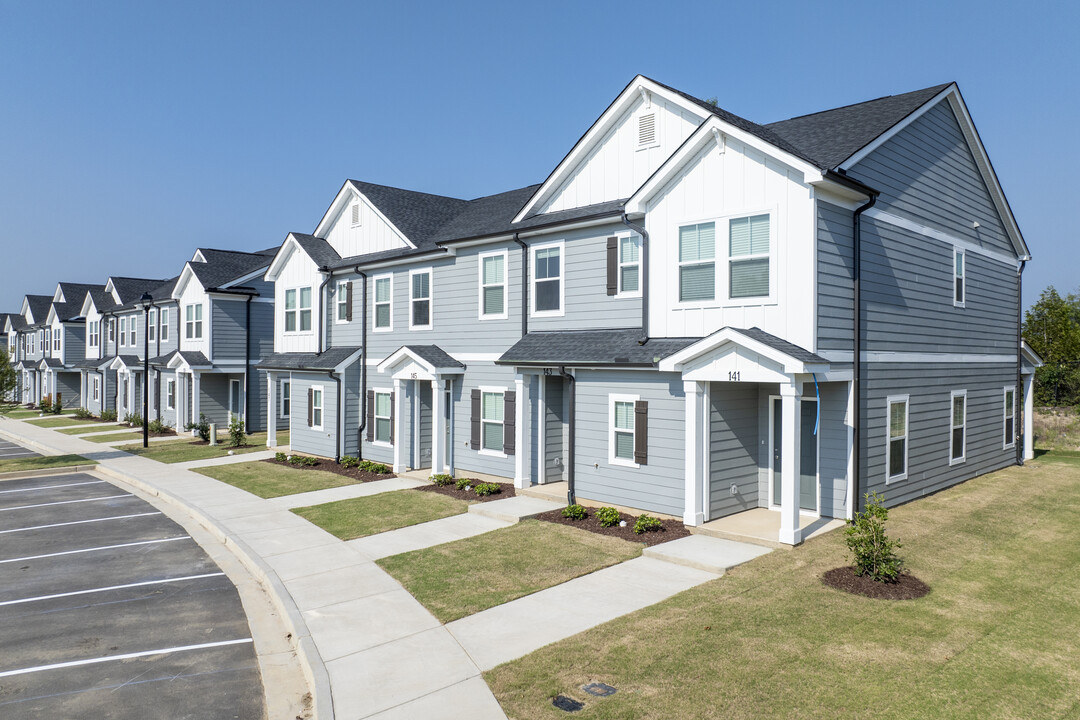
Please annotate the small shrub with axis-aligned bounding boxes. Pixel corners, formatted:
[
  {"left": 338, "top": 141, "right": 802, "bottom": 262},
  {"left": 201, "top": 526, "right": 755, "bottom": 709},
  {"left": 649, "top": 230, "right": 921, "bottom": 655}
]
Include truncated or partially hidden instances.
[
  {"left": 185, "top": 413, "right": 211, "bottom": 442},
  {"left": 431, "top": 473, "right": 455, "bottom": 486},
  {"left": 227, "top": 416, "right": 245, "bottom": 447},
  {"left": 562, "top": 504, "right": 587, "bottom": 521},
  {"left": 274, "top": 452, "right": 288, "bottom": 462},
  {"left": 288, "top": 454, "right": 318, "bottom": 467},
  {"left": 455, "top": 477, "right": 473, "bottom": 491},
  {"left": 52, "top": 399, "right": 63, "bottom": 414},
  {"left": 39, "top": 396, "right": 52, "bottom": 413},
  {"left": 633, "top": 514, "right": 663, "bottom": 534},
  {"left": 124, "top": 412, "right": 143, "bottom": 427},
  {"left": 148, "top": 418, "right": 172, "bottom": 434},
  {"left": 474, "top": 482, "right": 501, "bottom": 497},
  {"left": 73, "top": 407, "right": 94, "bottom": 419},
  {"left": 845, "top": 492, "right": 903, "bottom": 583},
  {"left": 100, "top": 409, "right": 117, "bottom": 422},
  {"left": 340, "top": 455, "right": 360, "bottom": 468},
  {"left": 595, "top": 506, "right": 621, "bottom": 528},
  {"left": 359, "top": 460, "right": 391, "bottom": 474}
]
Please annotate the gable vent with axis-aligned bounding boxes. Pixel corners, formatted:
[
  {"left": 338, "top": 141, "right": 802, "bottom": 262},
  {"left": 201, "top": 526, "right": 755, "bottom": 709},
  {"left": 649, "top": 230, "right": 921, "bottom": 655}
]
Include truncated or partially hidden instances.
[
  {"left": 637, "top": 112, "right": 657, "bottom": 148},
  {"left": 351, "top": 202, "right": 361, "bottom": 227}
]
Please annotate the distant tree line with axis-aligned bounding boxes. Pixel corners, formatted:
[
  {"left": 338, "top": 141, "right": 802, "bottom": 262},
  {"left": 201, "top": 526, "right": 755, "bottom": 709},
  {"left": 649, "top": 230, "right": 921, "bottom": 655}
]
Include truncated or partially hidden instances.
[{"left": 1023, "top": 286, "right": 1080, "bottom": 406}]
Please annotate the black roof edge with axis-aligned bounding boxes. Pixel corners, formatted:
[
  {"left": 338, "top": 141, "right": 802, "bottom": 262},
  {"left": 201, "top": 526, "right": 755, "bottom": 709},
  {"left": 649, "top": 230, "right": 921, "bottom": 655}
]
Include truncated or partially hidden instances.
[
  {"left": 436, "top": 206, "right": 626, "bottom": 247},
  {"left": 331, "top": 248, "right": 450, "bottom": 272},
  {"left": 823, "top": 169, "right": 877, "bottom": 196},
  {"left": 494, "top": 360, "right": 657, "bottom": 369}
]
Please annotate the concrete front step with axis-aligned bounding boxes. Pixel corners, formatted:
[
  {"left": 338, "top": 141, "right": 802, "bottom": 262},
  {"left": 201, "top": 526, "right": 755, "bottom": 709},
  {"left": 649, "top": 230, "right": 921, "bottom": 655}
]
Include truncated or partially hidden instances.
[
  {"left": 643, "top": 535, "right": 772, "bottom": 574},
  {"left": 467, "top": 495, "right": 563, "bottom": 523}
]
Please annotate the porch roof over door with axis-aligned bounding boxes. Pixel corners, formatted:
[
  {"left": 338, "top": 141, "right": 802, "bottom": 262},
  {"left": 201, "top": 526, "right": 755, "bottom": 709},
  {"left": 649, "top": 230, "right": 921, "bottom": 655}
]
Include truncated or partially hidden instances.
[
  {"left": 658, "top": 326, "right": 829, "bottom": 383},
  {"left": 378, "top": 344, "right": 465, "bottom": 381}
]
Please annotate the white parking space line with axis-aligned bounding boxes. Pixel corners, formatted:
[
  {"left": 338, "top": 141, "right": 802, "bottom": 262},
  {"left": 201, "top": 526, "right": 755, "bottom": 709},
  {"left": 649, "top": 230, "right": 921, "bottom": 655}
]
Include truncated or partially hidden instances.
[
  {"left": 0, "top": 451, "right": 37, "bottom": 458},
  {"left": 0, "top": 480, "right": 107, "bottom": 495},
  {"left": 0, "top": 536, "right": 191, "bottom": 564},
  {"left": 0, "top": 511, "right": 163, "bottom": 535},
  {"left": 0, "top": 572, "right": 227, "bottom": 607},
  {"left": 0, "top": 494, "right": 133, "bottom": 512},
  {"left": 0, "top": 638, "right": 254, "bottom": 678}
]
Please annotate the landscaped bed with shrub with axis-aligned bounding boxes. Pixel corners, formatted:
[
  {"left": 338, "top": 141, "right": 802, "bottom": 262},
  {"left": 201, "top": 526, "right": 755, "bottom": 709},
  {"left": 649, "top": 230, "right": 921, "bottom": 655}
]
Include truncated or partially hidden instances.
[
  {"left": 417, "top": 473, "right": 515, "bottom": 503},
  {"left": 262, "top": 453, "right": 395, "bottom": 483},
  {"left": 534, "top": 504, "right": 690, "bottom": 547}
]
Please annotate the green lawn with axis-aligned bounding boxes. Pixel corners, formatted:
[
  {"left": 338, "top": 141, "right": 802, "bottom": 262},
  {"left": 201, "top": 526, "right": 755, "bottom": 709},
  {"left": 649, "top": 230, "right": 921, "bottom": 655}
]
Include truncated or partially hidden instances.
[
  {"left": 2, "top": 409, "right": 76, "bottom": 419},
  {"left": 378, "top": 520, "right": 642, "bottom": 623},
  {"left": 0, "top": 454, "right": 96, "bottom": 473},
  {"left": 24, "top": 416, "right": 91, "bottom": 428},
  {"left": 85, "top": 431, "right": 145, "bottom": 444},
  {"left": 194, "top": 460, "right": 360, "bottom": 498},
  {"left": 293, "top": 490, "right": 469, "bottom": 540},
  {"left": 57, "top": 424, "right": 123, "bottom": 435},
  {"left": 116, "top": 431, "right": 280, "bottom": 463},
  {"left": 486, "top": 455, "right": 1080, "bottom": 720}
]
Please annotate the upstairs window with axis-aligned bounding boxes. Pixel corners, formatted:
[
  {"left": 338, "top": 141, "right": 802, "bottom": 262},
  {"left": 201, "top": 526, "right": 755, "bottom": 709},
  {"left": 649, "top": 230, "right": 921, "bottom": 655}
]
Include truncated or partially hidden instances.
[
  {"left": 950, "top": 390, "right": 966, "bottom": 464},
  {"left": 185, "top": 304, "right": 203, "bottom": 339},
  {"left": 160, "top": 308, "right": 169, "bottom": 342},
  {"left": 1003, "top": 387, "right": 1016, "bottom": 449},
  {"left": 954, "top": 249, "right": 965, "bottom": 307},
  {"left": 119, "top": 317, "right": 127, "bottom": 347},
  {"left": 373, "top": 275, "right": 392, "bottom": 331},
  {"left": 410, "top": 270, "right": 432, "bottom": 329},
  {"left": 679, "top": 222, "right": 715, "bottom": 302},
  {"left": 619, "top": 236, "right": 640, "bottom": 294},
  {"left": 284, "top": 288, "right": 312, "bottom": 333},
  {"left": 337, "top": 281, "right": 352, "bottom": 322},
  {"left": 88, "top": 321, "right": 99, "bottom": 348},
  {"left": 729, "top": 214, "right": 770, "bottom": 299},
  {"left": 532, "top": 243, "right": 563, "bottom": 315},
  {"left": 887, "top": 396, "right": 909, "bottom": 482},
  {"left": 148, "top": 309, "right": 157, "bottom": 342},
  {"left": 129, "top": 316, "right": 137, "bottom": 346},
  {"left": 108, "top": 318, "right": 115, "bottom": 343},
  {"left": 479, "top": 251, "right": 507, "bottom": 319},
  {"left": 53, "top": 328, "right": 60, "bottom": 352}
]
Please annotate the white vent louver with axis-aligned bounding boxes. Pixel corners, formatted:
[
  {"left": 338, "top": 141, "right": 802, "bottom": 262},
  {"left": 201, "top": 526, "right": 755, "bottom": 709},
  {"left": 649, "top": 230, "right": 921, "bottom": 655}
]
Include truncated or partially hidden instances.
[
  {"left": 351, "top": 202, "right": 361, "bottom": 226},
  {"left": 638, "top": 112, "right": 657, "bottom": 148}
]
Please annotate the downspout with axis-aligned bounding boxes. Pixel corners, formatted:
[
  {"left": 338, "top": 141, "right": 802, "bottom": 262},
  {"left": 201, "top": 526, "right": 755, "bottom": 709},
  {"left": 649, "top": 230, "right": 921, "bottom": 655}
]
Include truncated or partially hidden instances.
[
  {"left": 559, "top": 366, "right": 576, "bottom": 505},
  {"left": 620, "top": 214, "right": 649, "bottom": 344},
  {"left": 511, "top": 233, "right": 528, "bottom": 337},
  {"left": 329, "top": 370, "right": 342, "bottom": 462},
  {"left": 1016, "top": 259, "right": 1027, "bottom": 466},
  {"left": 852, "top": 189, "right": 878, "bottom": 517},
  {"left": 317, "top": 269, "right": 333, "bottom": 354},
  {"left": 355, "top": 269, "right": 368, "bottom": 459},
  {"left": 154, "top": 304, "right": 161, "bottom": 421},
  {"left": 245, "top": 295, "right": 252, "bottom": 435}
]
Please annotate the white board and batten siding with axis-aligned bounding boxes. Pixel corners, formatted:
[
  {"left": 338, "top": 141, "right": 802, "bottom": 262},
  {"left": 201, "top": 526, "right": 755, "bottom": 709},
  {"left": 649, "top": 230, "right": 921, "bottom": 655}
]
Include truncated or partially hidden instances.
[
  {"left": 175, "top": 277, "right": 211, "bottom": 359},
  {"left": 273, "top": 245, "right": 320, "bottom": 354},
  {"left": 538, "top": 94, "right": 704, "bottom": 215},
  {"left": 646, "top": 133, "right": 816, "bottom": 349},
  {"left": 323, "top": 192, "right": 413, "bottom": 259}
]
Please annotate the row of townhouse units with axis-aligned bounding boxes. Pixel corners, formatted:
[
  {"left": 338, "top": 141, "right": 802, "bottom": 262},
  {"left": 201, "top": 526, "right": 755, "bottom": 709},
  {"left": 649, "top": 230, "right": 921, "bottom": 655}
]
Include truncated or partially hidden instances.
[{"left": 5, "top": 75, "right": 1042, "bottom": 545}]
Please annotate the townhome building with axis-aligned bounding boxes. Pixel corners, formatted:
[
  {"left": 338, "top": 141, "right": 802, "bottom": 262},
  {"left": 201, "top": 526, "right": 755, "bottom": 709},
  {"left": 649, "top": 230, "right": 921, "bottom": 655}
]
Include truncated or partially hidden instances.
[
  {"left": 10, "top": 294, "right": 54, "bottom": 405},
  {"left": 37, "top": 282, "right": 106, "bottom": 410},
  {"left": 260, "top": 76, "right": 1038, "bottom": 545}
]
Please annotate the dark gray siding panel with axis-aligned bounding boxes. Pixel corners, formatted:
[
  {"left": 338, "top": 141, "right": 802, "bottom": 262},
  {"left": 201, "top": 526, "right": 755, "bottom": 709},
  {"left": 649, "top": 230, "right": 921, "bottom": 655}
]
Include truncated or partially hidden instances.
[
  {"left": 453, "top": 364, "right": 517, "bottom": 479},
  {"left": 198, "top": 374, "right": 230, "bottom": 428},
  {"left": 708, "top": 383, "right": 759, "bottom": 518},
  {"left": 817, "top": 382, "right": 848, "bottom": 518},
  {"left": 55, "top": 372, "right": 81, "bottom": 408},
  {"left": 211, "top": 299, "right": 246, "bottom": 361},
  {"left": 816, "top": 201, "right": 854, "bottom": 353},
  {"left": 248, "top": 302, "right": 275, "bottom": 364},
  {"left": 246, "top": 368, "right": 267, "bottom": 433},
  {"left": 64, "top": 325, "right": 85, "bottom": 364},
  {"left": 342, "top": 362, "right": 362, "bottom": 458},
  {"left": 544, "top": 376, "right": 566, "bottom": 482},
  {"left": 289, "top": 373, "right": 338, "bottom": 459}
]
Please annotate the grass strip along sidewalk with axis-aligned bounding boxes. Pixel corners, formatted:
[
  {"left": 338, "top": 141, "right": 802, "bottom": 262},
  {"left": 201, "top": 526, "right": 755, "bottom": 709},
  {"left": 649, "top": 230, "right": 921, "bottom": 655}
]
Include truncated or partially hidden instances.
[
  {"left": 194, "top": 460, "right": 362, "bottom": 498},
  {"left": 116, "top": 431, "right": 282, "bottom": 463},
  {"left": 293, "top": 490, "right": 469, "bottom": 540},
  {"left": 0, "top": 454, "right": 96, "bottom": 473}
]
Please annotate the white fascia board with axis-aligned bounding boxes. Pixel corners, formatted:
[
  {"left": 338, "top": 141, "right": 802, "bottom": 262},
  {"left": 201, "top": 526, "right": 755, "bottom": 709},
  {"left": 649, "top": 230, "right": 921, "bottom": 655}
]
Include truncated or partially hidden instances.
[
  {"left": 513, "top": 76, "right": 714, "bottom": 223},
  {"left": 52, "top": 284, "right": 65, "bottom": 302},
  {"left": 332, "top": 348, "right": 365, "bottom": 375},
  {"left": 625, "top": 115, "right": 825, "bottom": 214},
  {"left": 45, "top": 305, "right": 59, "bottom": 326},
  {"left": 1021, "top": 341, "right": 1044, "bottom": 368},
  {"left": 192, "top": 249, "right": 207, "bottom": 263},
  {"left": 78, "top": 293, "right": 97, "bottom": 318},
  {"left": 350, "top": 248, "right": 455, "bottom": 273},
  {"left": 313, "top": 181, "right": 417, "bottom": 250},
  {"left": 377, "top": 347, "right": 437, "bottom": 375},
  {"left": 438, "top": 215, "right": 627, "bottom": 251},
  {"left": 840, "top": 84, "right": 955, "bottom": 170},
  {"left": 220, "top": 264, "right": 272, "bottom": 290},
  {"left": 659, "top": 328, "right": 824, "bottom": 374},
  {"left": 264, "top": 236, "right": 300, "bottom": 282},
  {"left": 171, "top": 265, "right": 202, "bottom": 300},
  {"left": 166, "top": 354, "right": 190, "bottom": 371}
]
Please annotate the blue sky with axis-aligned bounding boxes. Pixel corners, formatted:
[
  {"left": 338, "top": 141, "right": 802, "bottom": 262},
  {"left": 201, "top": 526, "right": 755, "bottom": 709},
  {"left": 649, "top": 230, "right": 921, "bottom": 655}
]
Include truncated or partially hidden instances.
[{"left": 0, "top": 0, "right": 1075, "bottom": 313}]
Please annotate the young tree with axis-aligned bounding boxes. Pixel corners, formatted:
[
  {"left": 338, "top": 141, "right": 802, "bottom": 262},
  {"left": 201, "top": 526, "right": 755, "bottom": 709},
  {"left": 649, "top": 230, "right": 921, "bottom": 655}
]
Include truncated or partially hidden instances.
[
  {"left": 1023, "top": 286, "right": 1080, "bottom": 405},
  {"left": 0, "top": 346, "right": 17, "bottom": 408}
]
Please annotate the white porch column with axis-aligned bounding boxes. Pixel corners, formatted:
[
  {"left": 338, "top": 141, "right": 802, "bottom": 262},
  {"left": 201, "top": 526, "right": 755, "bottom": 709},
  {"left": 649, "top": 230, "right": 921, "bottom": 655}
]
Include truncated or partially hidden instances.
[
  {"left": 1023, "top": 373, "right": 1035, "bottom": 461},
  {"left": 779, "top": 380, "right": 802, "bottom": 546},
  {"left": 683, "top": 380, "right": 706, "bottom": 526},
  {"left": 392, "top": 377, "right": 405, "bottom": 473},
  {"left": 431, "top": 378, "right": 445, "bottom": 477},
  {"left": 513, "top": 374, "right": 526, "bottom": 489},
  {"left": 191, "top": 371, "right": 201, "bottom": 426},
  {"left": 267, "top": 372, "right": 277, "bottom": 448},
  {"left": 845, "top": 378, "right": 855, "bottom": 520}
]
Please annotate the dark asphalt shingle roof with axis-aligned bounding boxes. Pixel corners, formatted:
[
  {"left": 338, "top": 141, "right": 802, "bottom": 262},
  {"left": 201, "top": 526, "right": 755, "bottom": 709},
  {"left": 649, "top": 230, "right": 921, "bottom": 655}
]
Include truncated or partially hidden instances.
[
  {"left": 147, "top": 350, "right": 211, "bottom": 367},
  {"left": 394, "top": 345, "right": 465, "bottom": 369},
  {"left": 39, "top": 357, "right": 63, "bottom": 369},
  {"left": 5, "top": 314, "right": 28, "bottom": 332},
  {"left": 188, "top": 249, "right": 272, "bottom": 291},
  {"left": 347, "top": 180, "right": 470, "bottom": 250},
  {"left": 110, "top": 277, "right": 168, "bottom": 306},
  {"left": 498, "top": 329, "right": 698, "bottom": 367},
  {"left": 25, "top": 295, "right": 53, "bottom": 324},
  {"left": 50, "top": 302, "right": 80, "bottom": 322},
  {"left": 57, "top": 283, "right": 105, "bottom": 308},
  {"left": 255, "top": 347, "right": 362, "bottom": 371},
  {"left": 291, "top": 233, "right": 342, "bottom": 269},
  {"left": 728, "top": 327, "right": 828, "bottom": 365}
]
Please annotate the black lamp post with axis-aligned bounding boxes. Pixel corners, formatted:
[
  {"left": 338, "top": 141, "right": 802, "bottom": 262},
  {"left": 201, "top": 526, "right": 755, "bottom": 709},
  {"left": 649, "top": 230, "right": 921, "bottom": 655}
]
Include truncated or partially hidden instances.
[{"left": 140, "top": 293, "right": 152, "bottom": 448}]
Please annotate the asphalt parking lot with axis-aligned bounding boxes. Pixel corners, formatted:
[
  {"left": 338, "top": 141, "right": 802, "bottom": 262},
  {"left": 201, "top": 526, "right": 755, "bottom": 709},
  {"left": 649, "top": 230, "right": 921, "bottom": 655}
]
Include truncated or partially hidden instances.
[
  {"left": 0, "top": 436, "right": 39, "bottom": 460},
  {"left": 0, "top": 468, "right": 266, "bottom": 718}
]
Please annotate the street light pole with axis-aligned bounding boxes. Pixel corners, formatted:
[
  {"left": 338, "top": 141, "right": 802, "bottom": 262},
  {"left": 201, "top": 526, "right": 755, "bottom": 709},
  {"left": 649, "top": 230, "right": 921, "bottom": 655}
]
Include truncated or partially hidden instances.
[{"left": 140, "top": 293, "right": 152, "bottom": 448}]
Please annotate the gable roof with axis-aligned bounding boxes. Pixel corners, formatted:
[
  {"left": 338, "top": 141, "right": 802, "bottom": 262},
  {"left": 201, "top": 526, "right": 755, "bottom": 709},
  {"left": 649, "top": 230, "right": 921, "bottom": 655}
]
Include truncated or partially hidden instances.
[
  {"left": 25, "top": 295, "right": 53, "bottom": 325},
  {"left": 187, "top": 248, "right": 272, "bottom": 291},
  {"left": 109, "top": 277, "right": 167, "bottom": 306},
  {"left": 291, "top": 233, "right": 342, "bottom": 269},
  {"left": 56, "top": 282, "right": 105, "bottom": 307},
  {"left": 498, "top": 329, "right": 698, "bottom": 367},
  {"left": 345, "top": 180, "right": 470, "bottom": 250}
]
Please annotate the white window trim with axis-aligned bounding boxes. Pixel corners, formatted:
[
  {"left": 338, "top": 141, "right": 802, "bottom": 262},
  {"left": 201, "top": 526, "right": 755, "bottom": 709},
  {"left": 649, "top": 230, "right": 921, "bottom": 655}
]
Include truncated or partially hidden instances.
[
  {"left": 372, "top": 273, "right": 394, "bottom": 333},
  {"left": 478, "top": 385, "right": 507, "bottom": 458},
  {"left": 530, "top": 240, "right": 565, "bottom": 318},
  {"left": 166, "top": 379, "right": 176, "bottom": 410},
  {"left": 311, "top": 384, "right": 324, "bottom": 431},
  {"left": 608, "top": 393, "right": 640, "bottom": 469},
  {"left": 53, "top": 327, "right": 61, "bottom": 353},
  {"left": 409, "top": 268, "right": 433, "bottom": 331},
  {"left": 953, "top": 248, "right": 966, "bottom": 308},
  {"left": 92, "top": 376, "right": 100, "bottom": 402},
  {"left": 148, "top": 309, "right": 156, "bottom": 342},
  {"left": 107, "top": 318, "right": 114, "bottom": 343},
  {"left": 279, "top": 378, "right": 291, "bottom": 419},
  {"left": 885, "top": 394, "right": 910, "bottom": 484},
  {"left": 119, "top": 317, "right": 127, "bottom": 347},
  {"left": 185, "top": 304, "right": 204, "bottom": 340},
  {"left": 616, "top": 232, "right": 642, "bottom": 298},
  {"left": 160, "top": 308, "right": 169, "bottom": 342},
  {"left": 674, "top": 208, "right": 778, "bottom": 309},
  {"left": 949, "top": 389, "right": 967, "bottom": 466},
  {"left": 478, "top": 250, "right": 509, "bottom": 320},
  {"left": 283, "top": 287, "right": 313, "bottom": 335},
  {"left": 1003, "top": 385, "right": 1016, "bottom": 450},
  {"left": 373, "top": 388, "right": 393, "bottom": 447},
  {"left": 335, "top": 280, "right": 350, "bottom": 324}
]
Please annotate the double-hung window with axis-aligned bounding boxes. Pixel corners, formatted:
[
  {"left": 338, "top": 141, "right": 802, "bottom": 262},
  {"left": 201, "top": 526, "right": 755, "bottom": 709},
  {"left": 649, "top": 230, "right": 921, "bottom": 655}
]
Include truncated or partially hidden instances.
[
  {"left": 950, "top": 390, "right": 966, "bottom": 464},
  {"left": 310, "top": 387, "right": 323, "bottom": 429},
  {"left": 532, "top": 242, "right": 563, "bottom": 315},
  {"left": 119, "top": 318, "right": 127, "bottom": 347},
  {"left": 185, "top": 304, "right": 203, "bottom": 339},
  {"left": 1003, "top": 387, "right": 1016, "bottom": 449},
  {"left": 53, "top": 328, "right": 60, "bottom": 352},
  {"left": 373, "top": 275, "right": 392, "bottom": 331},
  {"left": 88, "top": 321, "right": 98, "bottom": 348},
  {"left": 148, "top": 309, "right": 156, "bottom": 342},
  {"left": 129, "top": 316, "right": 137, "bottom": 346},
  {"left": 337, "top": 281, "right": 350, "bottom": 322},
  {"left": 93, "top": 376, "right": 100, "bottom": 402},
  {"left": 284, "top": 288, "right": 312, "bottom": 333},
  {"left": 678, "top": 222, "right": 716, "bottom": 302},
  {"left": 886, "top": 395, "right": 909, "bottom": 482},
  {"left": 160, "top": 308, "right": 169, "bottom": 341},
  {"left": 954, "top": 249, "right": 965, "bottom": 307},
  {"left": 728, "top": 214, "right": 770, "bottom": 298},
  {"left": 610, "top": 396, "right": 637, "bottom": 466},
  {"left": 479, "top": 251, "right": 507, "bottom": 319},
  {"left": 280, "top": 380, "right": 291, "bottom": 417},
  {"left": 481, "top": 390, "right": 504, "bottom": 452},
  {"left": 108, "top": 318, "right": 115, "bottom": 343},
  {"left": 619, "top": 236, "right": 640, "bottom": 295},
  {"left": 410, "top": 269, "right": 432, "bottom": 329},
  {"left": 374, "top": 390, "right": 392, "bottom": 444},
  {"left": 167, "top": 379, "right": 176, "bottom": 410}
]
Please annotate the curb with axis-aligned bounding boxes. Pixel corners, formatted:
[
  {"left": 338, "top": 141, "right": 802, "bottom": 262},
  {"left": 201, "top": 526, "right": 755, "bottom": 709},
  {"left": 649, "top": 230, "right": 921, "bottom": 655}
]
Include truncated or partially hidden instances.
[{"left": 0, "top": 464, "right": 100, "bottom": 481}]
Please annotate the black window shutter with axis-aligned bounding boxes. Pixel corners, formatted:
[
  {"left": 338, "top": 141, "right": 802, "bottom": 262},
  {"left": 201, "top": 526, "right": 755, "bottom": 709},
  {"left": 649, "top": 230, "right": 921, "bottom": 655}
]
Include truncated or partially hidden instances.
[
  {"left": 606, "top": 236, "right": 619, "bottom": 296},
  {"left": 389, "top": 391, "right": 395, "bottom": 443},
  {"left": 307, "top": 387, "right": 314, "bottom": 427},
  {"left": 634, "top": 400, "right": 648, "bottom": 465},
  {"left": 366, "top": 389, "right": 375, "bottom": 442},
  {"left": 470, "top": 389, "right": 481, "bottom": 448},
  {"left": 503, "top": 390, "right": 516, "bottom": 455},
  {"left": 346, "top": 281, "right": 354, "bottom": 321}
]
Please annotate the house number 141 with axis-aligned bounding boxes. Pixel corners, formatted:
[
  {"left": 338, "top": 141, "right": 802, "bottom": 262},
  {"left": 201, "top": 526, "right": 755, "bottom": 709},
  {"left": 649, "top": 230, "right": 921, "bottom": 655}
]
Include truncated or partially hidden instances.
[{"left": 728, "top": 371, "right": 741, "bottom": 381}]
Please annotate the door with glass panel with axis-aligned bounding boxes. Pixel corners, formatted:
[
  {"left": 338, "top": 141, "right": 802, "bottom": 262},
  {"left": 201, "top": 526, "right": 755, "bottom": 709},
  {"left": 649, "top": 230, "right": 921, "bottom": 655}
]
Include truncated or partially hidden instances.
[{"left": 770, "top": 398, "right": 819, "bottom": 513}]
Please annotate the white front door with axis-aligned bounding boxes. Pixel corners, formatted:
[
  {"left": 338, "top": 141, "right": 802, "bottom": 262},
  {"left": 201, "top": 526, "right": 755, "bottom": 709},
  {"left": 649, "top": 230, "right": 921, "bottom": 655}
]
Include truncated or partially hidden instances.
[{"left": 769, "top": 396, "right": 819, "bottom": 513}]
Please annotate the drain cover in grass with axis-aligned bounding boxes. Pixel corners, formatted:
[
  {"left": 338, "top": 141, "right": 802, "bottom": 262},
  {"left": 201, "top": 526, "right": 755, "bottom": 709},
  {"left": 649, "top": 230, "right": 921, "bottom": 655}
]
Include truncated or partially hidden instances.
[
  {"left": 552, "top": 695, "right": 584, "bottom": 712},
  {"left": 582, "top": 682, "right": 616, "bottom": 697}
]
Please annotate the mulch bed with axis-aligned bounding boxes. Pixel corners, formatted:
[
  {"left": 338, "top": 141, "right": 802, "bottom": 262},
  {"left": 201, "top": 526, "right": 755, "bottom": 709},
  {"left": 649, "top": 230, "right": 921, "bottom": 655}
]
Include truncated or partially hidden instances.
[
  {"left": 414, "top": 480, "right": 517, "bottom": 504},
  {"left": 260, "top": 457, "right": 395, "bottom": 483},
  {"left": 535, "top": 507, "right": 691, "bottom": 547},
  {"left": 822, "top": 566, "right": 930, "bottom": 600}
]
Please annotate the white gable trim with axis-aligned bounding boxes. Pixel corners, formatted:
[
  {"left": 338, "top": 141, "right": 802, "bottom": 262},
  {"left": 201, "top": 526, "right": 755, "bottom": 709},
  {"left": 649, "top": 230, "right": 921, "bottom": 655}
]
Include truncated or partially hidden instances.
[
  {"left": 1021, "top": 341, "right": 1043, "bottom": 369},
  {"left": 514, "top": 76, "right": 714, "bottom": 223},
  {"left": 840, "top": 84, "right": 1029, "bottom": 260},
  {"left": 376, "top": 346, "right": 465, "bottom": 380},
  {"left": 659, "top": 327, "right": 829, "bottom": 376},
  {"left": 222, "top": 264, "right": 270, "bottom": 289},
  {"left": 264, "top": 235, "right": 301, "bottom": 282},
  {"left": 171, "top": 264, "right": 203, "bottom": 300},
  {"left": 192, "top": 249, "right": 208, "bottom": 263},
  {"left": 313, "top": 182, "right": 417, "bottom": 250},
  {"left": 52, "top": 284, "right": 65, "bottom": 302}
]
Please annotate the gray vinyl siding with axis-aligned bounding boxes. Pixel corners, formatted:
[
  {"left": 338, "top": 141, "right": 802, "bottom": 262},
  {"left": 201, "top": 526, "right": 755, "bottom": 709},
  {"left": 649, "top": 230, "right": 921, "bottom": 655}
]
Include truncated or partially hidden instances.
[
  {"left": 572, "top": 369, "right": 685, "bottom": 517},
  {"left": 862, "top": 362, "right": 1016, "bottom": 507},
  {"left": 245, "top": 369, "right": 267, "bottom": 432},
  {"left": 816, "top": 201, "right": 855, "bottom": 353},
  {"left": 151, "top": 303, "right": 179, "bottom": 359},
  {"left": 248, "top": 302, "right": 274, "bottom": 365},
  {"left": 197, "top": 374, "right": 230, "bottom": 428},
  {"left": 63, "top": 325, "right": 85, "bottom": 364},
  {"left": 341, "top": 362, "right": 362, "bottom": 458},
  {"left": 817, "top": 382, "right": 848, "bottom": 519},
  {"left": 157, "top": 371, "right": 177, "bottom": 429},
  {"left": 454, "top": 363, "right": 517, "bottom": 479},
  {"left": 544, "top": 375, "right": 566, "bottom": 482},
  {"left": 211, "top": 299, "right": 247, "bottom": 361},
  {"left": 289, "top": 373, "right": 338, "bottom": 459},
  {"left": 847, "top": 101, "right": 1012, "bottom": 256},
  {"left": 55, "top": 371, "right": 81, "bottom": 408},
  {"left": 708, "top": 382, "right": 759, "bottom": 519}
]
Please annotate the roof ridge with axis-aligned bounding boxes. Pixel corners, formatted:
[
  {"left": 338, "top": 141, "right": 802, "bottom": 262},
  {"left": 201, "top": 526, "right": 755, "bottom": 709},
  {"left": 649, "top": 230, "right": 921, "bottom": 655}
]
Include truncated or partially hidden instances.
[
  {"left": 767, "top": 82, "right": 953, "bottom": 125},
  {"left": 348, "top": 179, "right": 468, "bottom": 204},
  {"left": 465, "top": 183, "right": 542, "bottom": 204}
]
